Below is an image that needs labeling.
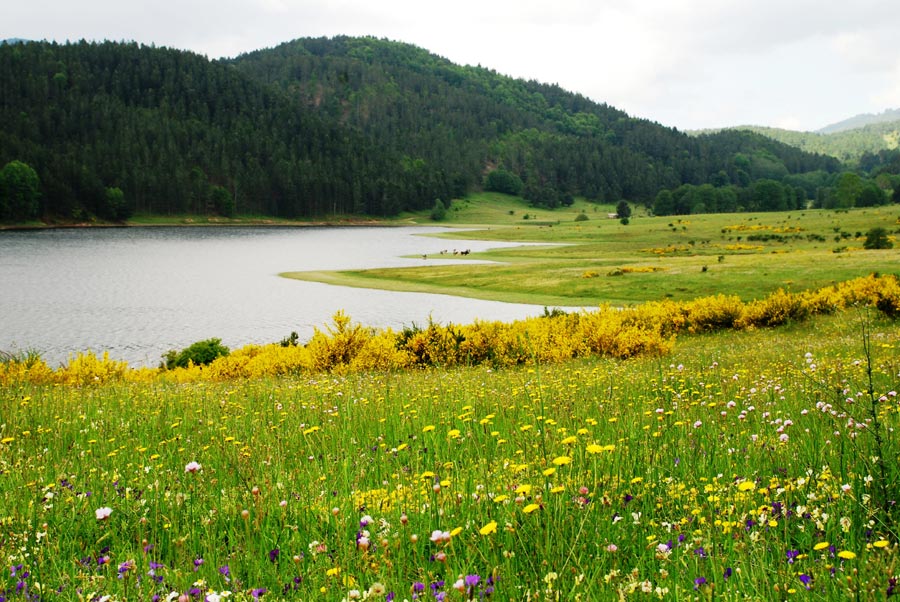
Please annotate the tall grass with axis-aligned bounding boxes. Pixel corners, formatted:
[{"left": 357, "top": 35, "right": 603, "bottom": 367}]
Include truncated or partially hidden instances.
[{"left": 1, "top": 310, "right": 898, "bottom": 600}]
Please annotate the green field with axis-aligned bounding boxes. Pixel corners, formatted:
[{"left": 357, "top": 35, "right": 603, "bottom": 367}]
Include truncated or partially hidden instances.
[
  {"left": 2, "top": 312, "right": 899, "bottom": 600},
  {"left": 285, "top": 197, "right": 900, "bottom": 306},
  {"left": 3, "top": 198, "right": 900, "bottom": 601}
]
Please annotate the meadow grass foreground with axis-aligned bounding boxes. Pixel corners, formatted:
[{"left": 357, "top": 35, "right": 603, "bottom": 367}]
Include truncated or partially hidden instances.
[{"left": 1, "top": 311, "right": 899, "bottom": 600}]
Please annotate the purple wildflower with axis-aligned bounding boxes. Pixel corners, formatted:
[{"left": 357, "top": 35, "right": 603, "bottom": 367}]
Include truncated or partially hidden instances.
[
  {"left": 786, "top": 549, "right": 800, "bottom": 564},
  {"left": 694, "top": 576, "right": 707, "bottom": 590},
  {"left": 193, "top": 558, "right": 204, "bottom": 571},
  {"left": 799, "top": 574, "right": 812, "bottom": 590},
  {"left": 268, "top": 548, "right": 280, "bottom": 563},
  {"left": 724, "top": 567, "right": 733, "bottom": 580}
]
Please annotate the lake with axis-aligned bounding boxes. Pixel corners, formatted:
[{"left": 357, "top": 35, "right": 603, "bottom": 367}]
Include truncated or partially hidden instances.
[{"left": 0, "top": 226, "right": 564, "bottom": 367}]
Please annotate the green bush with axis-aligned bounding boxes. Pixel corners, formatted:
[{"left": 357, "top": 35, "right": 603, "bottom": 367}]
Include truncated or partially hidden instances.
[
  {"left": 863, "top": 227, "right": 893, "bottom": 250},
  {"left": 162, "top": 338, "right": 230, "bottom": 369}
]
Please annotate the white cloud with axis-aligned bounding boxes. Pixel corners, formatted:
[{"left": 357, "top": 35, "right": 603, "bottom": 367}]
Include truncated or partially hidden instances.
[{"left": 872, "top": 59, "right": 900, "bottom": 108}]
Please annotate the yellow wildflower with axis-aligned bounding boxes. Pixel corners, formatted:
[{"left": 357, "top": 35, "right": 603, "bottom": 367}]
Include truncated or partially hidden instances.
[{"left": 479, "top": 521, "right": 498, "bottom": 535}]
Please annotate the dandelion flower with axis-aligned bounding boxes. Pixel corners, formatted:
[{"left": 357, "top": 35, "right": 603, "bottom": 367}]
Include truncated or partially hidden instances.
[
  {"left": 523, "top": 503, "right": 540, "bottom": 514},
  {"left": 479, "top": 520, "right": 498, "bottom": 535},
  {"left": 837, "top": 550, "right": 856, "bottom": 560},
  {"left": 552, "top": 456, "right": 572, "bottom": 466}
]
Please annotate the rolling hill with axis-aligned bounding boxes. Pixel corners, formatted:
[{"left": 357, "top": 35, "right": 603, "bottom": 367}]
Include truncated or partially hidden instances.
[{"left": 0, "top": 36, "right": 841, "bottom": 222}]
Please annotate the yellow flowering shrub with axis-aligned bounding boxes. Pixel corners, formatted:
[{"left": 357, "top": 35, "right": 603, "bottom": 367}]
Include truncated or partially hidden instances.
[
  {"left": 306, "top": 311, "right": 373, "bottom": 372},
  {"left": 0, "top": 356, "right": 54, "bottom": 386},
  {"left": 459, "top": 320, "right": 531, "bottom": 367},
  {"left": 625, "top": 299, "right": 686, "bottom": 337},
  {"left": 831, "top": 273, "right": 900, "bottom": 317},
  {"left": 682, "top": 294, "right": 746, "bottom": 333},
  {"left": 737, "top": 288, "right": 810, "bottom": 328},
  {"left": 54, "top": 351, "right": 130, "bottom": 386},
  {"left": 5, "top": 275, "right": 898, "bottom": 384},
  {"left": 350, "top": 329, "right": 413, "bottom": 372},
  {"left": 402, "top": 322, "right": 467, "bottom": 367},
  {"left": 522, "top": 313, "right": 588, "bottom": 363},
  {"left": 578, "top": 307, "right": 674, "bottom": 359}
]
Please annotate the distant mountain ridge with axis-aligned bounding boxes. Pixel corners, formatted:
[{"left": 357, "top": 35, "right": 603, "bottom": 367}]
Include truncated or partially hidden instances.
[
  {"left": 817, "top": 108, "right": 900, "bottom": 134},
  {"left": 690, "top": 116, "right": 900, "bottom": 163}
]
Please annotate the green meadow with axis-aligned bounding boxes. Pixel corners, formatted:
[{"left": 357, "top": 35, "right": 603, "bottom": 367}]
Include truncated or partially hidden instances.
[
  {"left": 285, "top": 197, "right": 900, "bottom": 306},
  {"left": 2, "top": 198, "right": 900, "bottom": 601},
  {"left": 2, "top": 311, "right": 899, "bottom": 600}
]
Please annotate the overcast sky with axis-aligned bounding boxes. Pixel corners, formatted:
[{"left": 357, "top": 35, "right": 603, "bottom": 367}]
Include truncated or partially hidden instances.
[{"left": 6, "top": 0, "right": 900, "bottom": 132}]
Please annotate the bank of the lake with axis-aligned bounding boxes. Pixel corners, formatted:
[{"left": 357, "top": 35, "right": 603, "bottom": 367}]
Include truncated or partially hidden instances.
[{"left": 286, "top": 204, "right": 900, "bottom": 306}]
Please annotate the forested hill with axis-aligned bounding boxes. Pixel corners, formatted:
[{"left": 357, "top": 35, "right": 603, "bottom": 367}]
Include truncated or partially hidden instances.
[
  {"left": 691, "top": 122, "right": 900, "bottom": 164},
  {"left": 818, "top": 108, "right": 900, "bottom": 134},
  {"left": 0, "top": 37, "right": 841, "bottom": 222}
]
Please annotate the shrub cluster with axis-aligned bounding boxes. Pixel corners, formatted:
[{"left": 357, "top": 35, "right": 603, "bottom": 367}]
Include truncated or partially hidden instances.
[{"left": 2, "top": 274, "right": 898, "bottom": 385}]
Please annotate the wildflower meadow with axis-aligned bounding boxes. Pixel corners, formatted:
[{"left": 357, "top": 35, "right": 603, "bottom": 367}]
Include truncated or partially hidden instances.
[{"left": 1, "top": 277, "right": 899, "bottom": 600}]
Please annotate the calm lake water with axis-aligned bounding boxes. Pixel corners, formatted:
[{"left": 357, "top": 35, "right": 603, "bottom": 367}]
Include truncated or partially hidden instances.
[{"left": 0, "top": 226, "right": 562, "bottom": 367}]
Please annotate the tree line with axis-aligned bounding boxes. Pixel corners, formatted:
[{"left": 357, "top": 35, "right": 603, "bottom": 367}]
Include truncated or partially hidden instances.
[{"left": 0, "top": 37, "right": 857, "bottom": 223}]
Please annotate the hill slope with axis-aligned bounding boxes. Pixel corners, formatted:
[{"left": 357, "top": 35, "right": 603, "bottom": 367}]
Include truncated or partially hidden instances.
[
  {"left": 818, "top": 108, "right": 900, "bottom": 134},
  {"left": 691, "top": 119, "right": 900, "bottom": 163},
  {"left": 0, "top": 37, "right": 841, "bottom": 222}
]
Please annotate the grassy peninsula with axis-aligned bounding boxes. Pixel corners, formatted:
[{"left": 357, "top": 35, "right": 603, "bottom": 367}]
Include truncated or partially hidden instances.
[{"left": 283, "top": 195, "right": 900, "bottom": 306}]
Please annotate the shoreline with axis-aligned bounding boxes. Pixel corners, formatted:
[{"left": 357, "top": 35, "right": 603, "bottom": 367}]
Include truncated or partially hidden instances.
[{"left": 0, "top": 215, "right": 414, "bottom": 231}]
